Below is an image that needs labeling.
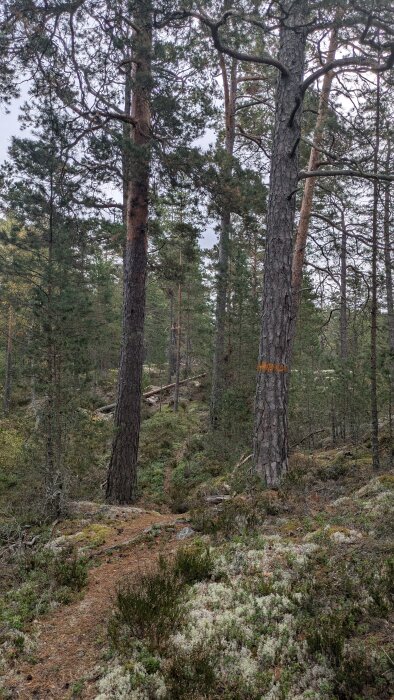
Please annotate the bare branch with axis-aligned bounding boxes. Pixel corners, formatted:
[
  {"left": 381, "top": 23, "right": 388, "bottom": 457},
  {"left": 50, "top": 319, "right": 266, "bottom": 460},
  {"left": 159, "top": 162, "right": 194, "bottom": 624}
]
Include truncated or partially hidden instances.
[
  {"left": 301, "top": 52, "right": 394, "bottom": 94},
  {"left": 189, "top": 10, "right": 289, "bottom": 75},
  {"left": 299, "top": 169, "right": 394, "bottom": 182}
]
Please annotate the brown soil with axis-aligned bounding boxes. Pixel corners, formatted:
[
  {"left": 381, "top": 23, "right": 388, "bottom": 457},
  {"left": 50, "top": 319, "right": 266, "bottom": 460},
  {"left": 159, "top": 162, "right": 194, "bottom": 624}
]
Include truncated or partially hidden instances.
[{"left": 5, "top": 508, "right": 187, "bottom": 699}]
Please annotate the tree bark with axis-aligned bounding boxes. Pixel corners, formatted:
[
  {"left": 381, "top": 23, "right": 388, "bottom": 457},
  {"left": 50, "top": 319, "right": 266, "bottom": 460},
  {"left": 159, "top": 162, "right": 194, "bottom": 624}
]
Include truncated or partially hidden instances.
[
  {"left": 253, "top": 0, "right": 308, "bottom": 488},
  {"left": 289, "top": 23, "right": 338, "bottom": 356},
  {"left": 106, "top": 2, "right": 152, "bottom": 504},
  {"left": 210, "top": 55, "right": 237, "bottom": 428},
  {"left": 370, "top": 69, "right": 380, "bottom": 471},
  {"left": 339, "top": 208, "right": 348, "bottom": 440},
  {"left": 167, "top": 289, "right": 176, "bottom": 383},
  {"left": 173, "top": 250, "right": 182, "bottom": 412},
  {"left": 184, "top": 283, "right": 192, "bottom": 377},
  {"left": 383, "top": 141, "right": 393, "bottom": 463},
  {"left": 3, "top": 305, "right": 13, "bottom": 416},
  {"left": 45, "top": 157, "right": 63, "bottom": 517}
]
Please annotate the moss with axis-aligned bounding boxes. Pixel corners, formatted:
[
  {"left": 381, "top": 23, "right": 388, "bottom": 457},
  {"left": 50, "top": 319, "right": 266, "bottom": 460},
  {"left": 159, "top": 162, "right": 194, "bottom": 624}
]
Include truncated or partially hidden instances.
[
  {"left": 74, "top": 523, "right": 112, "bottom": 548},
  {"left": 137, "top": 404, "right": 205, "bottom": 506},
  {"left": 279, "top": 519, "right": 304, "bottom": 535},
  {"left": 378, "top": 474, "right": 394, "bottom": 490},
  {"left": 138, "top": 460, "right": 167, "bottom": 504}
]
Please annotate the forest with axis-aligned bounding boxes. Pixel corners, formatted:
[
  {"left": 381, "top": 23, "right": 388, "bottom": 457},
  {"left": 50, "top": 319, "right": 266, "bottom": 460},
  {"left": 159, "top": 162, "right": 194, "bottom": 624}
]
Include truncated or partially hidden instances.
[{"left": 0, "top": 0, "right": 393, "bottom": 698}]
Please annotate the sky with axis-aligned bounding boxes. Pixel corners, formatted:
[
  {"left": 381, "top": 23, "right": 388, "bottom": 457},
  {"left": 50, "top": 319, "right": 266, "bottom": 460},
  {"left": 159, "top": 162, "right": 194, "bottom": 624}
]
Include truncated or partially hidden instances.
[
  {"left": 0, "top": 95, "right": 218, "bottom": 249},
  {"left": 0, "top": 98, "right": 25, "bottom": 162}
]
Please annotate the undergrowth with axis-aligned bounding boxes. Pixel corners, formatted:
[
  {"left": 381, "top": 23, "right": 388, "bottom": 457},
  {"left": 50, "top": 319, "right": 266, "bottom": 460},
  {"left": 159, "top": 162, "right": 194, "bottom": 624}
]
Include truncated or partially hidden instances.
[
  {"left": 109, "top": 542, "right": 214, "bottom": 655},
  {"left": 98, "top": 467, "right": 394, "bottom": 700},
  {"left": 0, "top": 539, "right": 88, "bottom": 662}
]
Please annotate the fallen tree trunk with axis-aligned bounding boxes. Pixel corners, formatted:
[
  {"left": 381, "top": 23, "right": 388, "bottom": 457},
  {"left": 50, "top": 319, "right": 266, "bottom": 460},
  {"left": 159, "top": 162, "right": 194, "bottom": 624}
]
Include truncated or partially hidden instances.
[{"left": 96, "top": 372, "right": 207, "bottom": 414}]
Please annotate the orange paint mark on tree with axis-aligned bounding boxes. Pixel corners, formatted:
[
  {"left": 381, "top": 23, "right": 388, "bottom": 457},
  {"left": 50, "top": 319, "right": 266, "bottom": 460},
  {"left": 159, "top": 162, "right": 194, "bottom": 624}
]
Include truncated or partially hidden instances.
[{"left": 257, "top": 362, "right": 288, "bottom": 373}]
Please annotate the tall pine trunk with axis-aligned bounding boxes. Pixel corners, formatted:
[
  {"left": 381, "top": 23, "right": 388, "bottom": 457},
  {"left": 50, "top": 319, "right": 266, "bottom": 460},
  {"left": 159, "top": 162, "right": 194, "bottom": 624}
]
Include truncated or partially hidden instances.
[
  {"left": 289, "top": 23, "right": 338, "bottom": 356},
  {"left": 253, "top": 0, "right": 307, "bottom": 488},
  {"left": 210, "top": 56, "right": 237, "bottom": 428},
  {"left": 106, "top": 3, "right": 152, "bottom": 503},
  {"left": 339, "top": 210, "right": 348, "bottom": 440},
  {"left": 174, "top": 250, "right": 183, "bottom": 412},
  {"left": 383, "top": 142, "right": 393, "bottom": 463},
  {"left": 370, "top": 70, "right": 380, "bottom": 471},
  {"left": 45, "top": 162, "right": 63, "bottom": 517}
]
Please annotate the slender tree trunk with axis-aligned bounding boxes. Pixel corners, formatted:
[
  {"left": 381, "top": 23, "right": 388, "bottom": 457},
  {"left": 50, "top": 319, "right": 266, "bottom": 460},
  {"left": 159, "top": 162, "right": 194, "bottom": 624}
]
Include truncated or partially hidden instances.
[
  {"left": 45, "top": 156, "right": 63, "bottom": 517},
  {"left": 122, "top": 58, "right": 132, "bottom": 233},
  {"left": 252, "top": 228, "right": 258, "bottom": 300},
  {"left": 339, "top": 210, "right": 348, "bottom": 440},
  {"left": 106, "top": 3, "right": 152, "bottom": 503},
  {"left": 3, "top": 305, "right": 13, "bottom": 415},
  {"left": 210, "top": 56, "right": 237, "bottom": 428},
  {"left": 184, "top": 283, "right": 191, "bottom": 377},
  {"left": 370, "top": 70, "right": 380, "bottom": 471},
  {"left": 289, "top": 24, "right": 338, "bottom": 356},
  {"left": 174, "top": 250, "right": 183, "bottom": 412},
  {"left": 167, "top": 289, "right": 176, "bottom": 382},
  {"left": 383, "top": 142, "right": 394, "bottom": 464},
  {"left": 253, "top": 0, "right": 308, "bottom": 488}
]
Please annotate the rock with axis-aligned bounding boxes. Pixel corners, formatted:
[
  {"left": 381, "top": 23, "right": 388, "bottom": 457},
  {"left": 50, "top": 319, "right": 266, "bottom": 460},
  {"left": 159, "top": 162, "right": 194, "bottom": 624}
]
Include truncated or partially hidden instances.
[
  {"left": 44, "top": 535, "right": 68, "bottom": 553},
  {"left": 67, "top": 500, "right": 159, "bottom": 520},
  {"left": 331, "top": 496, "right": 352, "bottom": 507},
  {"left": 326, "top": 526, "right": 363, "bottom": 544},
  {"left": 176, "top": 526, "right": 195, "bottom": 540}
]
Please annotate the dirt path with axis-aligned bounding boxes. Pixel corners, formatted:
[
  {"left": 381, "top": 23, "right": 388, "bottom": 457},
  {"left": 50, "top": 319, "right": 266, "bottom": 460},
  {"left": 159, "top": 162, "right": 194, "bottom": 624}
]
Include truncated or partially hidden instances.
[{"left": 5, "top": 509, "right": 187, "bottom": 699}]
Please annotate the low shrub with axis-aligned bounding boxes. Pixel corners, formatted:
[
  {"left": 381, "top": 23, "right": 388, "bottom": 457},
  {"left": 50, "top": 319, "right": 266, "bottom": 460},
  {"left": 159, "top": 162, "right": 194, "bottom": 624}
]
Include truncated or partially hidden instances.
[
  {"left": 173, "top": 541, "right": 214, "bottom": 584},
  {"left": 109, "top": 557, "right": 185, "bottom": 652},
  {"left": 50, "top": 547, "right": 88, "bottom": 591},
  {"left": 191, "top": 493, "right": 276, "bottom": 537},
  {"left": 0, "top": 544, "right": 88, "bottom": 634},
  {"left": 166, "top": 644, "right": 217, "bottom": 699}
]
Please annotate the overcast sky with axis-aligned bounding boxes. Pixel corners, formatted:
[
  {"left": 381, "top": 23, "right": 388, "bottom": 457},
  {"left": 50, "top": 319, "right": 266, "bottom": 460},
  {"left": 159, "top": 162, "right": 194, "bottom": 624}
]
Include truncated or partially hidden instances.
[
  {"left": 0, "top": 95, "right": 217, "bottom": 249},
  {"left": 1, "top": 99, "right": 25, "bottom": 162}
]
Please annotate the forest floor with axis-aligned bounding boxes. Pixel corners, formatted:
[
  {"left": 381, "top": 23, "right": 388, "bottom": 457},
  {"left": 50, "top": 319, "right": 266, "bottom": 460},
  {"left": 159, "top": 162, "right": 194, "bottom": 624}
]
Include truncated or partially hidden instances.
[
  {"left": 2, "top": 506, "right": 190, "bottom": 699},
  {"left": 1, "top": 393, "right": 393, "bottom": 699}
]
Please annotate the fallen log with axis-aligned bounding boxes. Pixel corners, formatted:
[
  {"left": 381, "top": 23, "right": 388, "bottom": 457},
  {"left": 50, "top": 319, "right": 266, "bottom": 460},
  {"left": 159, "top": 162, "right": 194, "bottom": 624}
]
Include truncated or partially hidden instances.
[
  {"left": 205, "top": 495, "right": 232, "bottom": 504},
  {"left": 290, "top": 427, "right": 326, "bottom": 449},
  {"left": 96, "top": 372, "right": 207, "bottom": 414}
]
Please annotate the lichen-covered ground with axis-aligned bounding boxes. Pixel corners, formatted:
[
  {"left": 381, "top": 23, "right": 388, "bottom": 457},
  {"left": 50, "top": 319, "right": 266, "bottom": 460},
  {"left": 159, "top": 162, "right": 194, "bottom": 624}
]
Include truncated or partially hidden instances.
[
  {"left": 96, "top": 456, "right": 393, "bottom": 700},
  {"left": 1, "top": 446, "right": 393, "bottom": 699},
  {"left": 0, "top": 507, "right": 188, "bottom": 698}
]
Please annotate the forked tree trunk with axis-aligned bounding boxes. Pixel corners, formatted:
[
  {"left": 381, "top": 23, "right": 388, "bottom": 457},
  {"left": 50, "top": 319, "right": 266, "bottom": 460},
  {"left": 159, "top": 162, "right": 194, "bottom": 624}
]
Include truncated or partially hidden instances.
[
  {"left": 106, "top": 2, "right": 152, "bottom": 504},
  {"left": 289, "top": 23, "right": 338, "bottom": 356},
  {"left": 370, "top": 69, "right": 380, "bottom": 471},
  {"left": 210, "top": 55, "right": 237, "bottom": 428},
  {"left": 3, "top": 305, "right": 13, "bottom": 415},
  {"left": 383, "top": 142, "right": 394, "bottom": 463},
  {"left": 253, "top": 0, "right": 308, "bottom": 488}
]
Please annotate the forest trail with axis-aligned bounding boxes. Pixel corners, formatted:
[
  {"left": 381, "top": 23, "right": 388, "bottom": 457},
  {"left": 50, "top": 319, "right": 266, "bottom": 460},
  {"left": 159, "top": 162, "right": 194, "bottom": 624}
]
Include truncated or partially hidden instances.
[{"left": 5, "top": 507, "right": 188, "bottom": 699}]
